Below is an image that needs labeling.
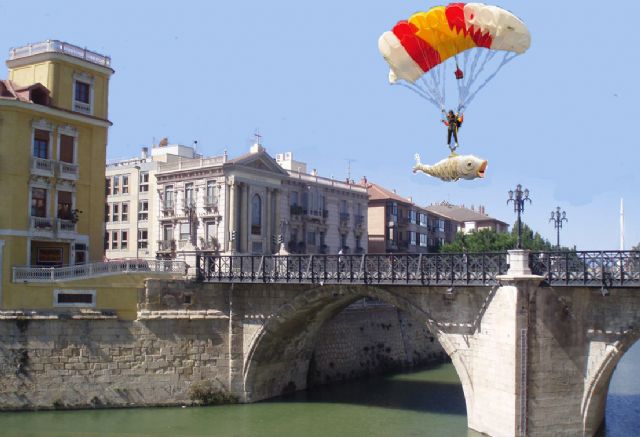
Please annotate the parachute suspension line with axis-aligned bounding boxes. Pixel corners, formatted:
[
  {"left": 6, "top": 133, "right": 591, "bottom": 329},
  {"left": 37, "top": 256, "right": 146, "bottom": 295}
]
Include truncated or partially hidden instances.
[
  {"left": 440, "top": 59, "right": 447, "bottom": 112},
  {"left": 456, "top": 49, "right": 497, "bottom": 111},
  {"left": 455, "top": 54, "right": 467, "bottom": 111},
  {"left": 396, "top": 82, "right": 441, "bottom": 109},
  {"left": 461, "top": 52, "right": 518, "bottom": 110}
]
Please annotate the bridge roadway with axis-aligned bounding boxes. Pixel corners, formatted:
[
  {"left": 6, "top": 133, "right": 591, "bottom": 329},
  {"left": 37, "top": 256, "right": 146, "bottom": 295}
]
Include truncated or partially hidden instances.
[{"left": 181, "top": 249, "right": 640, "bottom": 436}]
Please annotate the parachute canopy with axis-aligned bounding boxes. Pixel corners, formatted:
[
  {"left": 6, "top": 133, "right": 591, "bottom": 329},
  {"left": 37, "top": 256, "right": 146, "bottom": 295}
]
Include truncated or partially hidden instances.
[{"left": 379, "top": 2, "right": 530, "bottom": 111}]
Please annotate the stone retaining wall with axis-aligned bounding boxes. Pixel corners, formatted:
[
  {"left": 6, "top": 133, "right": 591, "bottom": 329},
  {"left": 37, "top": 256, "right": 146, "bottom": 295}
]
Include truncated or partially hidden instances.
[{"left": 0, "top": 314, "right": 229, "bottom": 410}]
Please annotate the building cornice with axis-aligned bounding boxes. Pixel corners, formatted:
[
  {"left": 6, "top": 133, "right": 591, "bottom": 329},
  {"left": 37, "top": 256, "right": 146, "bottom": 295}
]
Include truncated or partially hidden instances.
[
  {"left": 7, "top": 51, "right": 114, "bottom": 76},
  {"left": 0, "top": 99, "right": 112, "bottom": 127}
]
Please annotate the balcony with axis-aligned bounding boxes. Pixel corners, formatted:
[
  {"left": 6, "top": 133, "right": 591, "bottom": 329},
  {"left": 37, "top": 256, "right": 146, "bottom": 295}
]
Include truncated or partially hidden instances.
[
  {"left": 31, "top": 157, "right": 55, "bottom": 177},
  {"left": 157, "top": 239, "right": 176, "bottom": 253},
  {"left": 59, "top": 162, "right": 79, "bottom": 180},
  {"left": 57, "top": 219, "right": 76, "bottom": 234},
  {"left": 31, "top": 216, "right": 56, "bottom": 232},
  {"left": 161, "top": 201, "right": 175, "bottom": 217}
]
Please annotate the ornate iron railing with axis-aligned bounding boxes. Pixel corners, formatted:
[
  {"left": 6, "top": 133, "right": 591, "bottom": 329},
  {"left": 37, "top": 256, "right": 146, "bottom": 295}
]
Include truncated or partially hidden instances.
[
  {"left": 530, "top": 251, "right": 640, "bottom": 288},
  {"left": 195, "top": 253, "right": 509, "bottom": 286}
]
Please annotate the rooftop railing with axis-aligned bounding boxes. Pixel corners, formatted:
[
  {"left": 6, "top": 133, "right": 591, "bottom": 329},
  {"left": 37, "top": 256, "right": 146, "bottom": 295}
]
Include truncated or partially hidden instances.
[
  {"left": 9, "top": 40, "right": 111, "bottom": 68},
  {"left": 13, "top": 259, "right": 186, "bottom": 283}
]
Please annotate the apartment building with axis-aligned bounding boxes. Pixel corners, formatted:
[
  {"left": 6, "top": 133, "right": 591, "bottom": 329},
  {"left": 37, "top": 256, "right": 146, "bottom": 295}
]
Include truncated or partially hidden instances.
[
  {"left": 0, "top": 40, "right": 114, "bottom": 307},
  {"left": 425, "top": 202, "right": 509, "bottom": 236},
  {"left": 364, "top": 181, "right": 450, "bottom": 253},
  {"left": 105, "top": 142, "right": 200, "bottom": 259}
]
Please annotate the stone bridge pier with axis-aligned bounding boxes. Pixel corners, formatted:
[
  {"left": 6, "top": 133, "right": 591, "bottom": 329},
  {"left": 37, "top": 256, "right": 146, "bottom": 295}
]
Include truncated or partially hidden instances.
[{"left": 222, "top": 251, "right": 640, "bottom": 437}]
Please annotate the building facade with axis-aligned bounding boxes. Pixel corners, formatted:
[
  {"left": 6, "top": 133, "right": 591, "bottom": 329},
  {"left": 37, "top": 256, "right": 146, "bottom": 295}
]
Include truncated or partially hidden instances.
[
  {"left": 365, "top": 182, "right": 453, "bottom": 253},
  {"left": 425, "top": 202, "right": 509, "bottom": 237},
  {"left": 0, "top": 40, "right": 114, "bottom": 308},
  {"left": 106, "top": 143, "right": 368, "bottom": 258},
  {"left": 105, "top": 142, "right": 200, "bottom": 260}
]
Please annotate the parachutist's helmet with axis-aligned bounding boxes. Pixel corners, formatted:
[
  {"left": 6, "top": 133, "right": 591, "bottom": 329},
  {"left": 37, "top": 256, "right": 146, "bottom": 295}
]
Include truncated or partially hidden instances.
[{"left": 448, "top": 110, "right": 454, "bottom": 116}]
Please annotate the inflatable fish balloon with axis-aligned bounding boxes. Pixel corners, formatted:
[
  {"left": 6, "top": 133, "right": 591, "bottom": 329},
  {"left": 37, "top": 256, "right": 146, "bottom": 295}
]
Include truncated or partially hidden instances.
[{"left": 413, "top": 153, "right": 487, "bottom": 182}]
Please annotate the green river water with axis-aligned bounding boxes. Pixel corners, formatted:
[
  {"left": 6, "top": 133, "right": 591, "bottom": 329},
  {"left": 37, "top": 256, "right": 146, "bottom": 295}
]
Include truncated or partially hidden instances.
[{"left": 1, "top": 347, "right": 639, "bottom": 437}]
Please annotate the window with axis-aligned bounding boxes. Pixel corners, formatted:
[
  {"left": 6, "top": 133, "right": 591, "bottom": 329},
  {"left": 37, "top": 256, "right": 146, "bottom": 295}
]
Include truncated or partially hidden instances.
[
  {"left": 105, "top": 204, "right": 110, "bottom": 222},
  {"left": 419, "top": 213, "right": 428, "bottom": 227},
  {"left": 111, "top": 231, "right": 118, "bottom": 249},
  {"left": 420, "top": 234, "right": 428, "bottom": 247},
  {"left": 105, "top": 178, "right": 111, "bottom": 196},
  {"left": 112, "top": 203, "right": 119, "bottom": 222},
  {"left": 251, "top": 194, "right": 262, "bottom": 235},
  {"left": 138, "top": 229, "right": 148, "bottom": 249},
  {"left": 180, "top": 223, "right": 190, "bottom": 241},
  {"left": 74, "top": 81, "right": 90, "bottom": 104},
  {"left": 387, "top": 202, "right": 398, "bottom": 221},
  {"left": 320, "top": 232, "right": 326, "bottom": 247},
  {"left": 54, "top": 289, "right": 95, "bottom": 307},
  {"left": 33, "top": 129, "right": 49, "bottom": 159},
  {"left": 31, "top": 188, "right": 47, "bottom": 217},
  {"left": 104, "top": 232, "right": 109, "bottom": 251},
  {"left": 341, "top": 233, "right": 348, "bottom": 249},
  {"left": 410, "top": 210, "right": 417, "bottom": 225},
  {"left": 355, "top": 235, "right": 362, "bottom": 250},
  {"left": 122, "top": 175, "right": 129, "bottom": 194},
  {"left": 340, "top": 199, "right": 348, "bottom": 214},
  {"left": 139, "top": 172, "right": 149, "bottom": 192},
  {"left": 301, "top": 192, "right": 309, "bottom": 212},
  {"left": 437, "top": 219, "right": 445, "bottom": 232},
  {"left": 73, "top": 78, "right": 92, "bottom": 114},
  {"left": 121, "top": 231, "right": 128, "bottom": 250},
  {"left": 410, "top": 231, "right": 417, "bottom": 246},
  {"left": 59, "top": 134, "right": 74, "bottom": 163},
  {"left": 185, "top": 183, "right": 195, "bottom": 208},
  {"left": 290, "top": 191, "right": 298, "bottom": 206},
  {"left": 121, "top": 203, "right": 129, "bottom": 222},
  {"left": 206, "top": 181, "right": 218, "bottom": 206},
  {"left": 164, "top": 185, "right": 174, "bottom": 209},
  {"left": 57, "top": 191, "right": 73, "bottom": 220},
  {"left": 138, "top": 201, "right": 148, "bottom": 221},
  {"left": 307, "top": 231, "right": 316, "bottom": 246},
  {"left": 113, "top": 175, "right": 120, "bottom": 195}
]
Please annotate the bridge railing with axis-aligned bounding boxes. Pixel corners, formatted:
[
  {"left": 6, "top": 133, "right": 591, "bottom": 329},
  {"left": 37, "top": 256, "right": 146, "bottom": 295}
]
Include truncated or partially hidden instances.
[
  {"left": 195, "top": 252, "right": 509, "bottom": 286},
  {"left": 529, "top": 251, "right": 640, "bottom": 288}
]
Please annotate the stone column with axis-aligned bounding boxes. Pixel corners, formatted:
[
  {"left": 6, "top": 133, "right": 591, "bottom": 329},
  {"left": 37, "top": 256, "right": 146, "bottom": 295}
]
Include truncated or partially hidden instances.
[
  {"left": 227, "top": 182, "right": 236, "bottom": 253},
  {"left": 264, "top": 188, "right": 271, "bottom": 254}
]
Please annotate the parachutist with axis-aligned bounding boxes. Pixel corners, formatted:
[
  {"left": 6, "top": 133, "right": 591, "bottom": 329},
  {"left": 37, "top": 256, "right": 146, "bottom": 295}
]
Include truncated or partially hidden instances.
[{"left": 442, "top": 110, "right": 463, "bottom": 154}]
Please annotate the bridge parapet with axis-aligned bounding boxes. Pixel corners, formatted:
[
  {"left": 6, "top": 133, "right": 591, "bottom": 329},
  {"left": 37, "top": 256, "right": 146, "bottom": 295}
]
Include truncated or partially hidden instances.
[
  {"left": 195, "top": 252, "right": 508, "bottom": 286},
  {"left": 192, "top": 251, "right": 640, "bottom": 288}
]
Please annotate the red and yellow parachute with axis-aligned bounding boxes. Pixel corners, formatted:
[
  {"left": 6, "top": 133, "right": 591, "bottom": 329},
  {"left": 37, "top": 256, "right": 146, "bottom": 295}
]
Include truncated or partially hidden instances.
[{"left": 379, "top": 2, "right": 530, "bottom": 111}]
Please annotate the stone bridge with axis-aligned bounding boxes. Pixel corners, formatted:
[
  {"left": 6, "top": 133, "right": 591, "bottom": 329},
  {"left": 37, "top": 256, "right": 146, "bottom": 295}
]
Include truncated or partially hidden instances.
[
  {"left": 2, "top": 250, "right": 639, "bottom": 437},
  {"left": 183, "top": 250, "right": 640, "bottom": 436}
]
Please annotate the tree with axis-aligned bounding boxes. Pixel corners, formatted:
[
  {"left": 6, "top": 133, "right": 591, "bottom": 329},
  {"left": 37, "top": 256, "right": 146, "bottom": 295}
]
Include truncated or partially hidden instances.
[
  {"left": 633, "top": 243, "right": 640, "bottom": 251},
  {"left": 440, "top": 222, "right": 556, "bottom": 253}
]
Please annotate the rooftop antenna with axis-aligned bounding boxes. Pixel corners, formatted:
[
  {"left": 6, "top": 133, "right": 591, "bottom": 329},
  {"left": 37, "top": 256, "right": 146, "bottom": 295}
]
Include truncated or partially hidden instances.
[
  {"left": 620, "top": 198, "right": 625, "bottom": 250},
  {"left": 346, "top": 158, "right": 356, "bottom": 181}
]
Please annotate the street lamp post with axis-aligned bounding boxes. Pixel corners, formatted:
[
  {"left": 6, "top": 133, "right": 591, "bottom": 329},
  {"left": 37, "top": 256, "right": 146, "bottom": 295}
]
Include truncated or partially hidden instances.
[
  {"left": 549, "top": 207, "right": 568, "bottom": 248},
  {"left": 507, "top": 184, "right": 532, "bottom": 249}
]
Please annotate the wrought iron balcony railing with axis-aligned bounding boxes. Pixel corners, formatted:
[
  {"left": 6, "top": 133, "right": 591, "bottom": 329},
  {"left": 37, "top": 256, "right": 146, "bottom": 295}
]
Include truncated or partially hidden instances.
[
  {"left": 195, "top": 252, "right": 509, "bottom": 286},
  {"left": 530, "top": 251, "right": 640, "bottom": 288}
]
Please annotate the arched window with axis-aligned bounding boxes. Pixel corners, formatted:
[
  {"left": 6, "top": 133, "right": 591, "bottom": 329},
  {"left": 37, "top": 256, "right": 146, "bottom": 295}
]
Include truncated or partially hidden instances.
[{"left": 251, "top": 194, "right": 262, "bottom": 235}]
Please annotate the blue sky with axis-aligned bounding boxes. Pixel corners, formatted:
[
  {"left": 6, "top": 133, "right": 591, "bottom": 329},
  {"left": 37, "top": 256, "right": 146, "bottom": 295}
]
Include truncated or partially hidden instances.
[{"left": 2, "top": 1, "right": 638, "bottom": 250}]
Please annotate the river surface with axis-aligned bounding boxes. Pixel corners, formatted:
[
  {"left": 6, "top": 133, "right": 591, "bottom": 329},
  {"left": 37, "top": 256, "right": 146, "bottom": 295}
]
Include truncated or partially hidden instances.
[{"left": 1, "top": 345, "right": 639, "bottom": 437}]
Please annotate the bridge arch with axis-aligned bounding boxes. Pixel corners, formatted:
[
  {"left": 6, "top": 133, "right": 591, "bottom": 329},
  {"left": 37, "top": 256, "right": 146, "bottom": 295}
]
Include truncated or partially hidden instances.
[
  {"left": 581, "top": 331, "right": 640, "bottom": 435},
  {"left": 242, "top": 283, "right": 475, "bottom": 418}
]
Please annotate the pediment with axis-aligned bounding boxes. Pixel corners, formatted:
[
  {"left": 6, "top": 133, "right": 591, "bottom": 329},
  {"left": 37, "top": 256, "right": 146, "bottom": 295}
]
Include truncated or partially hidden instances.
[{"left": 231, "top": 152, "right": 288, "bottom": 176}]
